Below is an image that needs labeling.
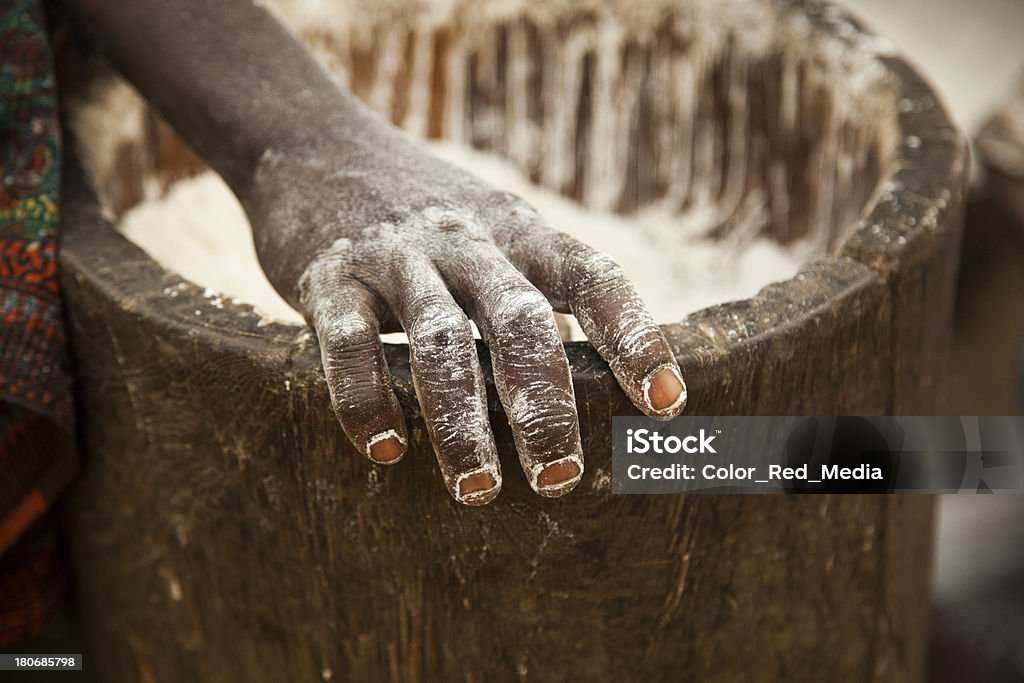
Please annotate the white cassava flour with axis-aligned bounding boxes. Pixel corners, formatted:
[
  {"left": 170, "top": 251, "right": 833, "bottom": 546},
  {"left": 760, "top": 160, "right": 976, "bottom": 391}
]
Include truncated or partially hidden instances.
[{"left": 117, "top": 141, "right": 812, "bottom": 337}]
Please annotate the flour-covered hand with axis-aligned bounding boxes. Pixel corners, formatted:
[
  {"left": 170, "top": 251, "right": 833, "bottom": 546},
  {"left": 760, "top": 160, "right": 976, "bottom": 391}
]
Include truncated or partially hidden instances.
[
  {"left": 67, "top": 0, "right": 685, "bottom": 505},
  {"left": 242, "top": 105, "right": 686, "bottom": 505}
]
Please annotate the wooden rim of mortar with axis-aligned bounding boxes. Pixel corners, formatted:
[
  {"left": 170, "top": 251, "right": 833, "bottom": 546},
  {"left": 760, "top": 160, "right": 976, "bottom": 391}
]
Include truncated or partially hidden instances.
[{"left": 59, "top": 1, "right": 969, "bottom": 421}]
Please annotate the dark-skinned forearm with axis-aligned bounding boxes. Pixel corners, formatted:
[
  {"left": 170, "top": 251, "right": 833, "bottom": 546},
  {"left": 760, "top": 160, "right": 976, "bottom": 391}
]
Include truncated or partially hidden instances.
[
  {"left": 61, "top": 0, "right": 688, "bottom": 505},
  {"left": 62, "top": 0, "right": 381, "bottom": 196}
]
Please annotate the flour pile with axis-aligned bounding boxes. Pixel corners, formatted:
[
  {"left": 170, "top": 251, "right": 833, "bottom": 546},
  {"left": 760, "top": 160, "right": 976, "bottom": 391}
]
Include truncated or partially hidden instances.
[{"left": 118, "top": 141, "right": 811, "bottom": 337}]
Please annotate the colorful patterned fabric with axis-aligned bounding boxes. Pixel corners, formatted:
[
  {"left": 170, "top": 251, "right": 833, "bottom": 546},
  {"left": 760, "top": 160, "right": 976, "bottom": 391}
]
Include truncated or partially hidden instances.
[
  {"left": 0, "top": 0, "right": 76, "bottom": 644},
  {"left": 0, "top": 518, "right": 66, "bottom": 643}
]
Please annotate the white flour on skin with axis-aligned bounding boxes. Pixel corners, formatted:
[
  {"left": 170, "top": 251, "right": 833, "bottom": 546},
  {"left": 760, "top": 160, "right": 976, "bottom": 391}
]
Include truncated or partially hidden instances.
[
  {"left": 95, "top": 0, "right": 884, "bottom": 505},
  {"left": 118, "top": 141, "right": 811, "bottom": 340}
]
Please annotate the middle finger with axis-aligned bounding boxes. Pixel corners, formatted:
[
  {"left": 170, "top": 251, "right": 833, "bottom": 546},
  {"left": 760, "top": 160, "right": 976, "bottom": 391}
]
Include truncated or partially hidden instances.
[
  {"left": 380, "top": 252, "right": 502, "bottom": 505},
  {"left": 437, "top": 241, "right": 584, "bottom": 497}
]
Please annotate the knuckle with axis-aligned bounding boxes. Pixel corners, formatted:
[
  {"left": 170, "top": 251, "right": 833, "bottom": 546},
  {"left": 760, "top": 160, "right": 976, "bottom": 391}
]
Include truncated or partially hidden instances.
[
  {"left": 408, "top": 297, "right": 473, "bottom": 349},
  {"left": 567, "top": 246, "right": 632, "bottom": 300},
  {"left": 326, "top": 371, "right": 386, "bottom": 412},
  {"left": 318, "top": 309, "right": 373, "bottom": 341},
  {"left": 323, "top": 333, "right": 380, "bottom": 370},
  {"left": 315, "top": 309, "right": 376, "bottom": 352},
  {"left": 492, "top": 197, "right": 552, "bottom": 252},
  {"left": 486, "top": 190, "right": 534, "bottom": 217},
  {"left": 569, "top": 244, "right": 623, "bottom": 280},
  {"left": 298, "top": 244, "right": 360, "bottom": 304},
  {"left": 320, "top": 342, "right": 384, "bottom": 390},
  {"left": 488, "top": 284, "right": 554, "bottom": 337},
  {"left": 419, "top": 207, "right": 488, "bottom": 241},
  {"left": 508, "top": 384, "right": 578, "bottom": 446}
]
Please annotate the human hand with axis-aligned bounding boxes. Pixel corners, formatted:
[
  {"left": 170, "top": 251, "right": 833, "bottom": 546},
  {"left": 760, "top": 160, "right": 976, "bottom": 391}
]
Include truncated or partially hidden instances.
[
  {"left": 64, "top": 0, "right": 684, "bottom": 504},
  {"left": 242, "top": 107, "right": 687, "bottom": 505}
]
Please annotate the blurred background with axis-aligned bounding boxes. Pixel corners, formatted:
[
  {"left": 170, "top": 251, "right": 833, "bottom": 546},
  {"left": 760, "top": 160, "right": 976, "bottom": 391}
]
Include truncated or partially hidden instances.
[{"left": 838, "top": 1, "right": 1024, "bottom": 680}]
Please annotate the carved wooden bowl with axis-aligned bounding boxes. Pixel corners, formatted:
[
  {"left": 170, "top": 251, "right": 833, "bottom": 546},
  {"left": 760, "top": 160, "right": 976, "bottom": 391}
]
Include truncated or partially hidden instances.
[{"left": 59, "top": 1, "right": 968, "bottom": 680}]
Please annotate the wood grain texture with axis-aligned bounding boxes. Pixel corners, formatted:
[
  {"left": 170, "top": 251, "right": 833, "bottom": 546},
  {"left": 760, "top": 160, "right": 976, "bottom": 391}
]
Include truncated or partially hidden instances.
[{"left": 58, "top": 1, "right": 967, "bottom": 680}]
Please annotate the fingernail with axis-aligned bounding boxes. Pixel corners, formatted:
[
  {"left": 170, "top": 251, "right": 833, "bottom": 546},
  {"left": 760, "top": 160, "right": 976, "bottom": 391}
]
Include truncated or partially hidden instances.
[
  {"left": 456, "top": 469, "right": 500, "bottom": 505},
  {"left": 367, "top": 430, "right": 406, "bottom": 464},
  {"left": 644, "top": 365, "right": 687, "bottom": 415},
  {"left": 535, "top": 456, "right": 583, "bottom": 496}
]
